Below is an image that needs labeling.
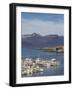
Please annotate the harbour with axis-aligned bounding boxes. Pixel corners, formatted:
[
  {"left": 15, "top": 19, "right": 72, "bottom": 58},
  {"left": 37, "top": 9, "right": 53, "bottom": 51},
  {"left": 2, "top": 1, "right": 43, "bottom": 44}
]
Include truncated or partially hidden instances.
[
  {"left": 21, "top": 58, "right": 59, "bottom": 77},
  {"left": 21, "top": 48, "right": 64, "bottom": 77}
]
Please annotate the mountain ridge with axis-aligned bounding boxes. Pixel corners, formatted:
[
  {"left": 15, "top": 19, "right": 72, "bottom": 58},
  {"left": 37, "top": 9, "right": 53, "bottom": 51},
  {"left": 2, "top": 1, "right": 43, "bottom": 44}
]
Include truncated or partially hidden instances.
[{"left": 22, "top": 33, "right": 64, "bottom": 48}]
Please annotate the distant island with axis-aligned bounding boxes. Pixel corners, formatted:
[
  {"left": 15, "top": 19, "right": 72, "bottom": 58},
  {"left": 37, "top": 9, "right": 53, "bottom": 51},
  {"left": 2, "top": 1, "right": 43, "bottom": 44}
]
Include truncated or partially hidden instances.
[
  {"left": 39, "top": 46, "right": 64, "bottom": 53},
  {"left": 22, "top": 33, "right": 64, "bottom": 49}
]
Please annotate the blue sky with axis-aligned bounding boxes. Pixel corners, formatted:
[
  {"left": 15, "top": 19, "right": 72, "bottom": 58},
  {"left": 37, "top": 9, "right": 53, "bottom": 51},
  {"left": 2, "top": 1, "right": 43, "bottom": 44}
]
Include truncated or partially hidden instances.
[{"left": 21, "top": 12, "right": 64, "bottom": 36}]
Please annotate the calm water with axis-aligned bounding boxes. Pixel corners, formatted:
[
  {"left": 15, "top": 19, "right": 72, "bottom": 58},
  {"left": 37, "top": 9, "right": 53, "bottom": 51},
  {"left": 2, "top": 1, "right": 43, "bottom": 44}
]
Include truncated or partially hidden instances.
[{"left": 22, "top": 48, "right": 64, "bottom": 77}]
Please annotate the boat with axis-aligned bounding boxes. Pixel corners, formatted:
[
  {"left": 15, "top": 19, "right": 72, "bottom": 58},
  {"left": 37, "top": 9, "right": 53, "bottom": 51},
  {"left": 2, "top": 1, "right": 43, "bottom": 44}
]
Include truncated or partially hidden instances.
[
  {"left": 39, "top": 68, "right": 44, "bottom": 72},
  {"left": 51, "top": 58, "right": 56, "bottom": 62},
  {"left": 25, "top": 57, "right": 31, "bottom": 61},
  {"left": 50, "top": 58, "right": 57, "bottom": 66}
]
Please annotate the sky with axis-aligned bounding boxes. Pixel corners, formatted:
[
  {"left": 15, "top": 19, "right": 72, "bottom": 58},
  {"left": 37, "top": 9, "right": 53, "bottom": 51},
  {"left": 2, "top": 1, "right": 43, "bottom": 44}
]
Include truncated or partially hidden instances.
[{"left": 21, "top": 12, "right": 64, "bottom": 36}]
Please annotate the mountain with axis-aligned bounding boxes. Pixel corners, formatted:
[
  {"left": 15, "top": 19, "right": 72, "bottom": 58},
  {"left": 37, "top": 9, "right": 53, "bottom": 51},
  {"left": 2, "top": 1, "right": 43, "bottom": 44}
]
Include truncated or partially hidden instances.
[
  {"left": 22, "top": 33, "right": 42, "bottom": 39},
  {"left": 22, "top": 33, "right": 64, "bottom": 48}
]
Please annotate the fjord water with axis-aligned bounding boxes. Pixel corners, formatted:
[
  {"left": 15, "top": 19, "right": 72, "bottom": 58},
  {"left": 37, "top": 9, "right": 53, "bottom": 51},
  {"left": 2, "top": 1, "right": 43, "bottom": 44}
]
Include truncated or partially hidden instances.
[{"left": 22, "top": 48, "right": 64, "bottom": 77}]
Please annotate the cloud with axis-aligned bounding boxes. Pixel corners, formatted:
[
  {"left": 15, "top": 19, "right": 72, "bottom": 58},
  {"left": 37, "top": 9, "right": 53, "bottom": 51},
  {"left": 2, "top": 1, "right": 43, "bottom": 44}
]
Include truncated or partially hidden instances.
[{"left": 21, "top": 19, "right": 64, "bottom": 36}]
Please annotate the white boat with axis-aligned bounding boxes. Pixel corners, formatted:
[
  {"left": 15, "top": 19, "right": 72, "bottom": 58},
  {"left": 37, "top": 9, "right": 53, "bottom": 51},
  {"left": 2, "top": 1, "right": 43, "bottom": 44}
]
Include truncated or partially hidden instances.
[
  {"left": 50, "top": 58, "right": 58, "bottom": 66},
  {"left": 39, "top": 68, "right": 44, "bottom": 72},
  {"left": 25, "top": 57, "right": 32, "bottom": 61},
  {"left": 36, "top": 58, "right": 40, "bottom": 61},
  {"left": 51, "top": 58, "right": 56, "bottom": 62},
  {"left": 35, "top": 58, "right": 40, "bottom": 63}
]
